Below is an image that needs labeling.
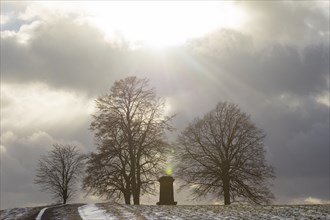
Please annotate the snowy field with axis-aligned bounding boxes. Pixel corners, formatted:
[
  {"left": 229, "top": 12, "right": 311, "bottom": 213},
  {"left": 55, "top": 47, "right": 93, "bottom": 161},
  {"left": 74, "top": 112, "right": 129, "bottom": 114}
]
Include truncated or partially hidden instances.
[
  {"left": 1, "top": 203, "right": 329, "bottom": 220},
  {"left": 0, "top": 207, "right": 32, "bottom": 219}
]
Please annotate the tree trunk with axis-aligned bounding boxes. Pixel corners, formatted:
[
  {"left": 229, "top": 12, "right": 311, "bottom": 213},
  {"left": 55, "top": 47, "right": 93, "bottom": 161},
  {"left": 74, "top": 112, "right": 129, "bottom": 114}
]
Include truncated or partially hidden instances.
[
  {"left": 223, "top": 163, "right": 231, "bottom": 205},
  {"left": 127, "top": 109, "right": 140, "bottom": 204},
  {"left": 63, "top": 196, "right": 67, "bottom": 204},
  {"left": 124, "top": 191, "right": 131, "bottom": 205},
  {"left": 63, "top": 188, "right": 68, "bottom": 204},
  {"left": 132, "top": 180, "right": 140, "bottom": 205},
  {"left": 124, "top": 177, "right": 131, "bottom": 205},
  {"left": 130, "top": 157, "right": 138, "bottom": 204},
  {"left": 223, "top": 175, "right": 231, "bottom": 205},
  {"left": 133, "top": 194, "right": 140, "bottom": 205},
  {"left": 133, "top": 161, "right": 141, "bottom": 205}
]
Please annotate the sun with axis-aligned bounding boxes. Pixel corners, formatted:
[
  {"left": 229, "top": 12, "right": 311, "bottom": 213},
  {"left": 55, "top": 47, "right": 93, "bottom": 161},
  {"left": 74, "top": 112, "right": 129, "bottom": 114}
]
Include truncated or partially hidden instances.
[{"left": 81, "top": 1, "right": 247, "bottom": 49}]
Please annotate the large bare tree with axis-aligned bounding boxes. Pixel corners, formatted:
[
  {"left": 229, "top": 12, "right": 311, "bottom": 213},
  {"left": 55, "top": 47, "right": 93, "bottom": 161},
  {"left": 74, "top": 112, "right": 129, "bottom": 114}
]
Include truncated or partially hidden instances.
[
  {"left": 35, "top": 144, "right": 85, "bottom": 204},
  {"left": 176, "top": 102, "right": 274, "bottom": 205},
  {"left": 84, "top": 76, "right": 172, "bottom": 204}
]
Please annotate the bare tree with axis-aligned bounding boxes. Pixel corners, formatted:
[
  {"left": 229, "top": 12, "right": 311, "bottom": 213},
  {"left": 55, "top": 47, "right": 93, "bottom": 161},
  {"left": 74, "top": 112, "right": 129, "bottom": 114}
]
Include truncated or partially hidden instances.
[
  {"left": 176, "top": 102, "right": 275, "bottom": 205},
  {"left": 84, "top": 76, "right": 173, "bottom": 204},
  {"left": 35, "top": 144, "right": 85, "bottom": 204}
]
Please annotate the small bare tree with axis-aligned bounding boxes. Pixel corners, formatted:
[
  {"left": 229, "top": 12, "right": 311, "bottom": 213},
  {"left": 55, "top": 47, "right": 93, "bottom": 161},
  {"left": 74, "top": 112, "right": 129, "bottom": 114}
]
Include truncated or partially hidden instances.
[
  {"left": 35, "top": 144, "right": 85, "bottom": 204},
  {"left": 176, "top": 102, "right": 275, "bottom": 205}
]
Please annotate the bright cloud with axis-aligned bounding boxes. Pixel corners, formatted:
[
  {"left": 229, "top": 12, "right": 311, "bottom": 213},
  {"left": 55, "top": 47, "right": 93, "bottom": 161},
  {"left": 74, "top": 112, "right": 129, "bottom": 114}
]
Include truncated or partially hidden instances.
[
  {"left": 1, "top": 83, "right": 95, "bottom": 133},
  {"left": 14, "top": 1, "right": 247, "bottom": 48},
  {"left": 1, "top": 14, "right": 10, "bottom": 25},
  {"left": 289, "top": 197, "right": 330, "bottom": 205},
  {"left": 304, "top": 197, "right": 330, "bottom": 205}
]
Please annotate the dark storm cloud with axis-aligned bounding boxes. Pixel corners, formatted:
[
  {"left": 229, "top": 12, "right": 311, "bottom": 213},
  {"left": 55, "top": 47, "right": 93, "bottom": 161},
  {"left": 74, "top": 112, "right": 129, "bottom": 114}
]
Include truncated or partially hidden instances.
[
  {"left": 254, "top": 97, "right": 329, "bottom": 181},
  {"left": 184, "top": 29, "right": 329, "bottom": 97},
  {"left": 1, "top": 16, "right": 132, "bottom": 96}
]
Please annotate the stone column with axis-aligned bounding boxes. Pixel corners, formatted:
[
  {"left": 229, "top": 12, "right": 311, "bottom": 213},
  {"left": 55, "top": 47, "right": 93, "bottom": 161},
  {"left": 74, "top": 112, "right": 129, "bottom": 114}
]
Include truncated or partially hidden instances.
[{"left": 157, "top": 176, "right": 177, "bottom": 205}]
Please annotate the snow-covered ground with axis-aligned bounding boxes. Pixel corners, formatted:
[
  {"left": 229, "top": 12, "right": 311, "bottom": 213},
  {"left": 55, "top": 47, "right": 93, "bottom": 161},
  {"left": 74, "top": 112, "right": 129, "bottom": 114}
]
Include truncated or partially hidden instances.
[
  {"left": 129, "top": 204, "right": 330, "bottom": 220},
  {"left": 1, "top": 203, "right": 329, "bottom": 220},
  {"left": 79, "top": 204, "right": 118, "bottom": 220},
  {"left": 81, "top": 203, "right": 330, "bottom": 220}
]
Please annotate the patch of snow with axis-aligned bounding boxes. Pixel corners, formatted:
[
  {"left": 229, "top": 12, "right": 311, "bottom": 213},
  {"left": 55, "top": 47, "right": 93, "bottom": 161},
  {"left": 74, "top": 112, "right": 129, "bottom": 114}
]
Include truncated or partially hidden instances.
[
  {"left": 0, "top": 207, "right": 31, "bottom": 219},
  {"left": 78, "top": 204, "right": 118, "bottom": 220},
  {"left": 114, "top": 205, "right": 138, "bottom": 220}
]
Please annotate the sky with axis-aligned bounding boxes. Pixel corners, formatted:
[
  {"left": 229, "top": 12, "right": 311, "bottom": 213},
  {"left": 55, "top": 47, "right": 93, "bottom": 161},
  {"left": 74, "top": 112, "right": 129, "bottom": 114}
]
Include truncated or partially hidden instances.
[{"left": 1, "top": 1, "right": 329, "bottom": 209}]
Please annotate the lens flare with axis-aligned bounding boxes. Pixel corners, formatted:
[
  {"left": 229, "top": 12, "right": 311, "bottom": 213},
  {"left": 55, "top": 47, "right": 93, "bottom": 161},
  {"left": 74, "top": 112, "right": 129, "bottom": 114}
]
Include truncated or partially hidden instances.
[{"left": 165, "top": 167, "right": 172, "bottom": 175}]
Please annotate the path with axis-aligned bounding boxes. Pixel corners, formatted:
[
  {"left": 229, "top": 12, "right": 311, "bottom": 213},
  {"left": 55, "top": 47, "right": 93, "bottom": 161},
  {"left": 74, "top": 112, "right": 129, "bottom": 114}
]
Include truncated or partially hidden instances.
[
  {"left": 35, "top": 207, "right": 47, "bottom": 220},
  {"left": 34, "top": 204, "right": 83, "bottom": 220},
  {"left": 79, "top": 203, "right": 147, "bottom": 220}
]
